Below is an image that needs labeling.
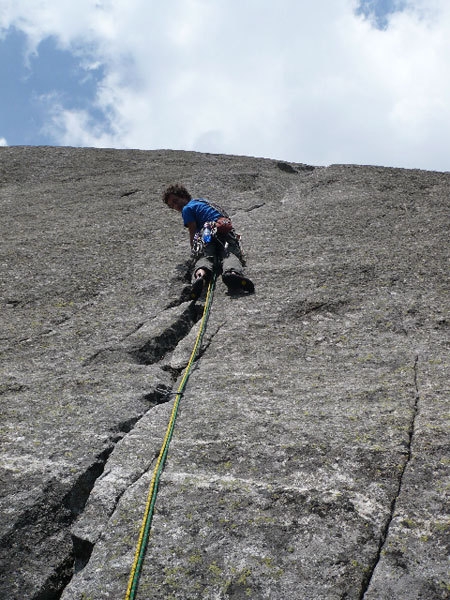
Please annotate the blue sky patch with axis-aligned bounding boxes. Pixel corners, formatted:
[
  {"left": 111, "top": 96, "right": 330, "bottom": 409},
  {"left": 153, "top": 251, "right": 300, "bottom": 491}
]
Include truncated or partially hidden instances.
[
  {"left": 356, "top": 0, "right": 407, "bottom": 29},
  {"left": 0, "top": 28, "right": 106, "bottom": 145}
]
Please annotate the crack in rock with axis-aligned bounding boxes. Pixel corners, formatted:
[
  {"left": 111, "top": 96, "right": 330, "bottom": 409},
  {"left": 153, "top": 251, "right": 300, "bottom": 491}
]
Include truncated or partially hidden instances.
[
  {"left": 0, "top": 445, "right": 116, "bottom": 600},
  {"left": 129, "top": 305, "right": 199, "bottom": 365},
  {"left": 359, "top": 354, "right": 421, "bottom": 599},
  {"left": 277, "top": 161, "right": 315, "bottom": 174},
  {"left": 165, "top": 319, "right": 225, "bottom": 373},
  {"left": 244, "top": 202, "right": 266, "bottom": 212},
  {"left": 83, "top": 302, "right": 201, "bottom": 367},
  {"left": 280, "top": 297, "right": 351, "bottom": 322},
  {"left": 69, "top": 318, "right": 222, "bottom": 563},
  {"left": 60, "top": 295, "right": 220, "bottom": 593},
  {"left": 14, "top": 401, "right": 168, "bottom": 600},
  {"left": 120, "top": 188, "right": 140, "bottom": 197},
  {"left": 57, "top": 385, "right": 172, "bottom": 594}
]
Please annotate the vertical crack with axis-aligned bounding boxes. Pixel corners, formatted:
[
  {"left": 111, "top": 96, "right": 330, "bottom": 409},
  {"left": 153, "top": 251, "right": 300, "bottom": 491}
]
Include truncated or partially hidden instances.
[
  {"left": 359, "top": 355, "right": 420, "bottom": 599},
  {"left": 54, "top": 283, "right": 218, "bottom": 597}
]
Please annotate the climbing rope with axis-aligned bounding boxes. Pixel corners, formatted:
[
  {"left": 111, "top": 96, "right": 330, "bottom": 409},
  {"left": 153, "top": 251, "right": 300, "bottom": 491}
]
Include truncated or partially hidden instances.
[{"left": 124, "top": 272, "right": 217, "bottom": 600}]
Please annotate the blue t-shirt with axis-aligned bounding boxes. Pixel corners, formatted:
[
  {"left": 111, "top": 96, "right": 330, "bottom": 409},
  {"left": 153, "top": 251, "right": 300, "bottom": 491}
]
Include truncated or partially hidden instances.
[{"left": 182, "top": 198, "right": 222, "bottom": 232}]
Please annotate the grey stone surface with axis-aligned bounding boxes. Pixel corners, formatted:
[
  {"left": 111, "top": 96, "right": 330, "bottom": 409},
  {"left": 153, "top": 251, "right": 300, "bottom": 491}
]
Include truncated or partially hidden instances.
[{"left": 0, "top": 147, "right": 448, "bottom": 599}]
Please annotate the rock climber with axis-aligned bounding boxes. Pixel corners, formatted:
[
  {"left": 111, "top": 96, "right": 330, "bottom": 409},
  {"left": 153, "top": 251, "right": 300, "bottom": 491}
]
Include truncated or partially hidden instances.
[{"left": 162, "top": 184, "right": 255, "bottom": 300}]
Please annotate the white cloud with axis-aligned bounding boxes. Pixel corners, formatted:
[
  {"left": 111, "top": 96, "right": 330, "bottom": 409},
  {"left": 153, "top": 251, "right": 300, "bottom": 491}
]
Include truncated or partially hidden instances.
[
  {"left": 1, "top": 0, "right": 450, "bottom": 170},
  {"left": 0, "top": 137, "right": 8, "bottom": 146}
]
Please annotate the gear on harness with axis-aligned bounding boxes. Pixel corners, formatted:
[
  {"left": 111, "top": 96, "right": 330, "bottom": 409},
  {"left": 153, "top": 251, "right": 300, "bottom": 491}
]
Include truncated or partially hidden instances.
[
  {"left": 197, "top": 199, "right": 233, "bottom": 236},
  {"left": 191, "top": 223, "right": 246, "bottom": 266},
  {"left": 215, "top": 216, "right": 233, "bottom": 235},
  {"left": 191, "top": 232, "right": 204, "bottom": 259}
]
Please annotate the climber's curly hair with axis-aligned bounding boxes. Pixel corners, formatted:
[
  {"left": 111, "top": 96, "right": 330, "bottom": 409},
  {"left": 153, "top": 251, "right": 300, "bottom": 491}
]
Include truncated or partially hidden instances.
[{"left": 162, "top": 184, "right": 192, "bottom": 204}]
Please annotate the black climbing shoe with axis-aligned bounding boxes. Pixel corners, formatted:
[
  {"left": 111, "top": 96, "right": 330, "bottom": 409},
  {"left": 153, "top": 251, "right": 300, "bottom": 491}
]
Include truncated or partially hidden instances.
[
  {"left": 190, "top": 276, "right": 205, "bottom": 301},
  {"left": 222, "top": 271, "right": 255, "bottom": 294},
  {"left": 190, "top": 269, "right": 212, "bottom": 301}
]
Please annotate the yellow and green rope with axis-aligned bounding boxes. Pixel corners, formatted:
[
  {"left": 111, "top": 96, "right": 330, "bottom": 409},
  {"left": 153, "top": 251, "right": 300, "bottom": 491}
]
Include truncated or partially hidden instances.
[{"left": 125, "top": 273, "right": 216, "bottom": 600}]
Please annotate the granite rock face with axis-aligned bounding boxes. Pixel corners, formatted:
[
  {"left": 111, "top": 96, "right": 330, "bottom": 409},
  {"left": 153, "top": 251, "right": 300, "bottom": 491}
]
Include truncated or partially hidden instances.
[{"left": 0, "top": 147, "right": 448, "bottom": 599}]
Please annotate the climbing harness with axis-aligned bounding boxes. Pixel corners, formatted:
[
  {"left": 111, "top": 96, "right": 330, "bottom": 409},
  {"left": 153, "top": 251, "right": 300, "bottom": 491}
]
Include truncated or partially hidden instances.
[
  {"left": 189, "top": 198, "right": 245, "bottom": 266},
  {"left": 124, "top": 271, "right": 217, "bottom": 600},
  {"left": 215, "top": 216, "right": 233, "bottom": 236},
  {"left": 191, "top": 225, "right": 245, "bottom": 266}
]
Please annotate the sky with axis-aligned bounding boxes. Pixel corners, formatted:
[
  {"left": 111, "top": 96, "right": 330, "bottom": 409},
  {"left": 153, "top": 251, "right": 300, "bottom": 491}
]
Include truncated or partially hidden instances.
[{"left": 0, "top": 0, "right": 449, "bottom": 172}]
